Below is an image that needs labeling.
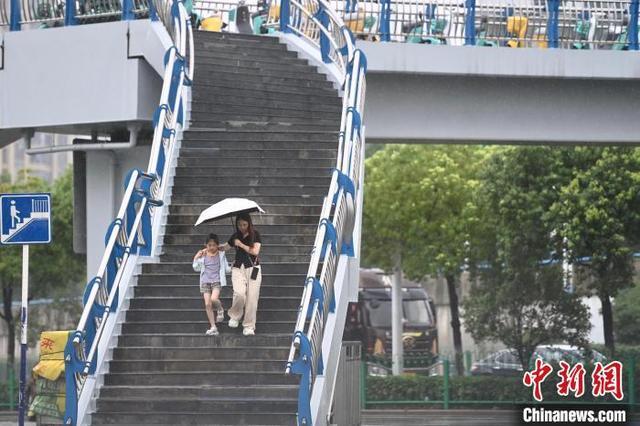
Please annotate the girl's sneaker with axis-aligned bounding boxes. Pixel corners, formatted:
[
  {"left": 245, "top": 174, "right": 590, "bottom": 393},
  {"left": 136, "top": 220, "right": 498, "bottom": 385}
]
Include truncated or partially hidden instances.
[
  {"left": 205, "top": 326, "right": 219, "bottom": 336},
  {"left": 228, "top": 318, "right": 240, "bottom": 328},
  {"left": 216, "top": 309, "right": 225, "bottom": 322},
  {"left": 243, "top": 327, "right": 255, "bottom": 336}
]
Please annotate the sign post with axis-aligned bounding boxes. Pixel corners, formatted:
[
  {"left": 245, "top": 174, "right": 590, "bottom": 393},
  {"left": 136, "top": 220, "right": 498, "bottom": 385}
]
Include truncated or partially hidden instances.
[
  {"left": 19, "top": 244, "right": 28, "bottom": 426},
  {"left": 0, "top": 193, "right": 52, "bottom": 426}
]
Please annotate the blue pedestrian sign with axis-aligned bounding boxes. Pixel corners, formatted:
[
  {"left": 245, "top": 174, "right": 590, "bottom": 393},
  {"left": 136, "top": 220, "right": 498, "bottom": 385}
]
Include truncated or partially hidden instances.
[{"left": 0, "top": 193, "right": 52, "bottom": 245}]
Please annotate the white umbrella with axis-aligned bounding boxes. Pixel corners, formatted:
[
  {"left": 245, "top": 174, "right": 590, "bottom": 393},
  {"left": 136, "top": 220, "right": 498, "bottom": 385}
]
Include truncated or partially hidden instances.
[{"left": 194, "top": 198, "right": 265, "bottom": 226}]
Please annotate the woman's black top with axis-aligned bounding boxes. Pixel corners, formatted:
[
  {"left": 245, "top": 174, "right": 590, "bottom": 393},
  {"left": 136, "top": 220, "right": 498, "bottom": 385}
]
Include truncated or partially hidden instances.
[{"left": 228, "top": 230, "right": 262, "bottom": 268}]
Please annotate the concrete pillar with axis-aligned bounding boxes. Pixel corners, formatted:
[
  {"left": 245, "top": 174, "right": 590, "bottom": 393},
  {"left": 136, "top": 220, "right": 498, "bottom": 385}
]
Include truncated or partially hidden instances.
[{"left": 85, "top": 151, "right": 117, "bottom": 281}]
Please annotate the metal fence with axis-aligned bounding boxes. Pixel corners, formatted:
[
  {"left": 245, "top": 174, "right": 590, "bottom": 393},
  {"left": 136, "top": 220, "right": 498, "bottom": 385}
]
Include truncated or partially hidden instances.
[
  {"left": 0, "top": 362, "right": 17, "bottom": 411},
  {"left": 363, "top": 354, "right": 639, "bottom": 410},
  {"left": 328, "top": 0, "right": 639, "bottom": 49},
  {"left": 3, "top": 0, "right": 640, "bottom": 50}
]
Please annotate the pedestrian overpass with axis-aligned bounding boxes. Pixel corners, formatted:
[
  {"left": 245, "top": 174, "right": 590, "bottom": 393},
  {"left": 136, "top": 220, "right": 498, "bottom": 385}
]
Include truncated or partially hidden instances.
[{"left": 0, "top": 0, "right": 639, "bottom": 424}]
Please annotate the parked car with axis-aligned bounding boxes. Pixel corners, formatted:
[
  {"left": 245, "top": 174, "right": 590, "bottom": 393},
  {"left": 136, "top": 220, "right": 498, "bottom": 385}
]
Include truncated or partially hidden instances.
[
  {"left": 343, "top": 269, "right": 438, "bottom": 359},
  {"left": 470, "top": 345, "right": 608, "bottom": 376}
]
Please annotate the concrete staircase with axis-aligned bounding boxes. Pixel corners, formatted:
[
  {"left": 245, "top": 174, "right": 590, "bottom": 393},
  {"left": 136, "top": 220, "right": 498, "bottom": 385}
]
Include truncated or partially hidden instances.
[{"left": 90, "top": 32, "right": 341, "bottom": 425}]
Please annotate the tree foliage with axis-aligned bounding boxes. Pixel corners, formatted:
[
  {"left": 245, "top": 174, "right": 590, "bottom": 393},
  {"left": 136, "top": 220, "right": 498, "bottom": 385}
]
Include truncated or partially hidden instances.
[
  {"left": 549, "top": 147, "right": 640, "bottom": 354},
  {"left": 463, "top": 147, "right": 591, "bottom": 369},
  {"left": 613, "top": 283, "right": 640, "bottom": 345},
  {"left": 363, "top": 145, "right": 486, "bottom": 374},
  {"left": 363, "top": 145, "right": 485, "bottom": 278}
]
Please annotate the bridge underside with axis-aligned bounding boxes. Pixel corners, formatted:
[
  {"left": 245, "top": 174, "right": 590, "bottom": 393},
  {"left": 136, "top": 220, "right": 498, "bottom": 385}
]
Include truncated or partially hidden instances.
[{"left": 361, "top": 42, "right": 640, "bottom": 145}]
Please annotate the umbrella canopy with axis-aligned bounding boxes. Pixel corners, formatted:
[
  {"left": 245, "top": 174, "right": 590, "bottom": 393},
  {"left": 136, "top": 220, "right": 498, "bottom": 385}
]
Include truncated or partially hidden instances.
[{"left": 194, "top": 198, "right": 265, "bottom": 226}]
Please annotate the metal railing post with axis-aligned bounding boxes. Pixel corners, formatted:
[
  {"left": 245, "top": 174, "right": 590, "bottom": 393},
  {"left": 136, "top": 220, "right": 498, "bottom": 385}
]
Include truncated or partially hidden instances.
[
  {"left": 149, "top": 0, "right": 159, "bottom": 21},
  {"left": 9, "top": 364, "right": 15, "bottom": 410},
  {"left": 629, "top": 357, "right": 636, "bottom": 409},
  {"left": 65, "top": 0, "right": 77, "bottom": 26},
  {"left": 360, "top": 355, "right": 367, "bottom": 410},
  {"left": 319, "top": 5, "right": 331, "bottom": 63},
  {"left": 443, "top": 358, "right": 450, "bottom": 409},
  {"left": 9, "top": 0, "right": 20, "bottom": 31},
  {"left": 630, "top": 0, "right": 639, "bottom": 50},
  {"left": 464, "top": 0, "right": 476, "bottom": 45},
  {"left": 123, "top": 0, "right": 136, "bottom": 20},
  {"left": 380, "top": 0, "right": 391, "bottom": 42},
  {"left": 280, "top": 0, "right": 291, "bottom": 33},
  {"left": 547, "top": 0, "right": 560, "bottom": 48},
  {"left": 464, "top": 351, "right": 472, "bottom": 376}
]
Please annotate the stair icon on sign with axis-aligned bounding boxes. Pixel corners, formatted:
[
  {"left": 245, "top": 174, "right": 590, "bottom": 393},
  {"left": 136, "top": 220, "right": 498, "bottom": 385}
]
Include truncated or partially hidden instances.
[{"left": 0, "top": 197, "right": 51, "bottom": 244}]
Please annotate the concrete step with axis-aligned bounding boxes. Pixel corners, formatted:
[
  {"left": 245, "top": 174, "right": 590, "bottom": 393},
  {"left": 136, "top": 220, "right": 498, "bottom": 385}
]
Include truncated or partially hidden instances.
[
  {"left": 169, "top": 185, "right": 328, "bottom": 197},
  {"left": 193, "top": 78, "right": 333, "bottom": 99},
  {"left": 194, "top": 53, "right": 316, "bottom": 70},
  {"left": 160, "top": 253, "right": 312, "bottom": 263},
  {"left": 181, "top": 129, "right": 339, "bottom": 142},
  {"left": 121, "top": 321, "right": 297, "bottom": 335},
  {"left": 161, "top": 239, "right": 315, "bottom": 252},
  {"left": 164, "top": 223, "right": 317, "bottom": 236},
  {"left": 136, "top": 273, "right": 307, "bottom": 287},
  {"left": 173, "top": 166, "right": 334, "bottom": 179},
  {"left": 197, "top": 53, "right": 318, "bottom": 72},
  {"left": 133, "top": 282, "right": 304, "bottom": 297},
  {"left": 178, "top": 145, "right": 336, "bottom": 158},
  {"left": 99, "top": 384, "right": 297, "bottom": 399},
  {"left": 180, "top": 139, "right": 338, "bottom": 151},
  {"left": 103, "top": 370, "right": 298, "bottom": 386},
  {"left": 170, "top": 195, "right": 325, "bottom": 206},
  {"left": 191, "top": 80, "right": 337, "bottom": 98},
  {"left": 194, "top": 37, "right": 291, "bottom": 50},
  {"left": 163, "top": 233, "right": 317, "bottom": 245},
  {"left": 96, "top": 397, "right": 297, "bottom": 413},
  {"left": 116, "top": 333, "right": 293, "bottom": 348},
  {"left": 188, "top": 121, "right": 339, "bottom": 132},
  {"left": 190, "top": 91, "right": 341, "bottom": 110},
  {"left": 108, "top": 358, "right": 289, "bottom": 373},
  {"left": 168, "top": 208, "right": 322, "bottom": 221},
  {"left": 176, "top": 156, "right": 335, "bottom": 168},
  {"left": 195, "top": 31, "right": 283, "bottom": 44},
  {"left": 195, "top": 37, "right": 291, "bottom": 51},
  {"left": 191, "top": 107, "right": 340, "bottom": 122},
  {"left": 192, "top": 72, "right": 332, "bottom": 93},
  {"left": 125, "top": 308, "right": 298, "bottom": 322},
  {"left": 167, "top": 212, "right": 320, "bottom": 225},
  {"left": 158, "top": 249, "right": 314, "bottom": 264},
  {"left": 195, "top": 60, "right": 321, "bottom": 77},
  {"left": 128, "top": 296, "right": 302, "bottom": 310},
  {"left": 189, "top": 114, "right": 339, "bottom": 129},
  {"left": 195, "top": 47, "right": 302, "bottom": 63},
  {"left": 169, "top": 204, "right": 322, "bottom": 216},
  {"left": 91, "top": 411, "right": 296, "bottom": 425}
]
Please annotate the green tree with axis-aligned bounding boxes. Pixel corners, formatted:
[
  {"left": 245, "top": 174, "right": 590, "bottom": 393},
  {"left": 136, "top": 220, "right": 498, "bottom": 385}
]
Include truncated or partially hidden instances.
[
  {"left": 613, "top": 283, "right": 640, "bottom": 345},
  {"left": 363, "top": 145, "right": 485, "bottom": 375},
  {"left": 550, "top": 147, "right": 640, "bottom": 355},
  {"left": 0, "top": 169, "right": 85, "bottom": 364},
  {"left": 464, "top": 147, "right": 591, "bottom": 369}
]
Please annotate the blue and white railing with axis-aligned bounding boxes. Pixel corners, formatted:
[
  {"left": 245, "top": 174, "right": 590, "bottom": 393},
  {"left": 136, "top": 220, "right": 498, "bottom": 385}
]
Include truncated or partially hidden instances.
[
  {"left": 62, "top": 0, "right": 192, "bottom": 424},
  {"left": 279, "top": 0, "right": 367, "bottom": 424}
]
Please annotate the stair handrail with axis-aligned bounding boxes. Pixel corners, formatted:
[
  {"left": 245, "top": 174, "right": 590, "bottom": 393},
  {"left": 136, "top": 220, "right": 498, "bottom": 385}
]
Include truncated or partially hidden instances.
[
  {"left": 280, "top": 0, "right": 367, "bottom": 423},
  {"left": 62, "top": 1, "right": 193, "bottom": 424},
  {"left": 279, "top": 0, "right": 355, "bottom": 76}
]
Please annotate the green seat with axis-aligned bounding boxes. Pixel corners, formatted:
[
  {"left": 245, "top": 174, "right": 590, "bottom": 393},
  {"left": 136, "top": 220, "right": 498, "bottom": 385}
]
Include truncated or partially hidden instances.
[
  {"left": 364, "top": 16, "right": 376, "bottom": 31},
  {"left": 571, "top": 20, "right": 591, "bottom": 49},
  {"left": 406, "top": 27, "right": 423, "bottom": 43},
  {"left": 475, "top": 28, "right": 498, "bottom": 46},
  {"left": 253, "top": 15, "right": 263, "bottom": 34}
]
